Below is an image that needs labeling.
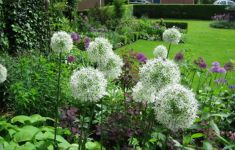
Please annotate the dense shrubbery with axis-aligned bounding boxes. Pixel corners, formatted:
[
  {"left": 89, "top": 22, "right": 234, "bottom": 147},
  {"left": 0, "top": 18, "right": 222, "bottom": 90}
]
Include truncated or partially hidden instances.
[
  {"left": 0, "top": 1, "right": 235, "bottom": 150},
  {"left": 133, "top": 4, "right": 227, "bottom": 20},
  {"left": 1, "top": 0, "right": 50, "bottom": 54}
]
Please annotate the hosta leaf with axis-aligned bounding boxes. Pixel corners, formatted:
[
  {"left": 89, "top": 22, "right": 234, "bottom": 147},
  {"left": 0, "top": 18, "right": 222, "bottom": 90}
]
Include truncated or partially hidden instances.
[
  {"left": 18, "top": 142, "right": 36, "bottom": 150},
  {"left": 13, "top": 126, "right": 40, "bottom": 142},
  {"left": 11, "top": 115, "right": 31, "bottom": 124},
  {"left": 30, "top": 114, "right": 53, "bottom": 124},
  {"left": 203, "top": 141, "right": 213, "bottom": 150}
]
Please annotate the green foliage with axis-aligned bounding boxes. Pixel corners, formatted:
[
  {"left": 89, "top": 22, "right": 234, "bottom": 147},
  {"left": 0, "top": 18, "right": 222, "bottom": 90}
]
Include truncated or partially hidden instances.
[
  {"left": 1, "top": 0, "right": 50, "bottom": 54},
  {"left": 0, "top": 114, "right": 77, "bottom": 150},
  {"left": 210, "top": 20, "right": 235, "bottom": 29},
  {"left": 133, "top": 4, "right": 227, "bottom": 20},
  {"left": 113, "top": 0, "right": 125, "bottom": 19},
  {"left": 0, "top": 53, "right": 72, "bottom": 116}
]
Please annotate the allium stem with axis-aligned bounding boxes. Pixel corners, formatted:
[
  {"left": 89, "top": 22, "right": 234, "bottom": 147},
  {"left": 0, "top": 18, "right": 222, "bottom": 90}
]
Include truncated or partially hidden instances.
[
  {"left": 166, "top": 43, "right": 172, "bottom": 59},
  {"left": 190, "top": 70, "right": 196, "bottom": 88},
  {"left": 54, "top": 52, "right": 62, "bottom": 150},
  {"left": 100, "top": 99, "right": 103, "bottom": 150}
]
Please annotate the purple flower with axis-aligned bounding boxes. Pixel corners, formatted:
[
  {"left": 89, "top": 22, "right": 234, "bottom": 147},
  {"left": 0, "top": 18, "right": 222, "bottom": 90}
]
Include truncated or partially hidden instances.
[
  {"left": 136, "top": 53, "right": 147, "bottom": 63},
  {"left": 218, "top": 67, "right": 226, "bottom": 74},
  {"left": 229, "top": 85, "right": 235, "bottom": 89},
  {"left": 215, "top": 78, "right": 227, "bottom": 84},
  {"left": 195, "top": 57, "right": 207, "bottom": 69},
  {"left": 84, "top": 37, "right": 90, "bottom": 49},
  {"left": 67, "top": 56, "right": 76, "bottom": 63},
  {"left": 212, "top": 62, "right": 220, "bottom": 67},
  {"left": 71, "top": 32, "right": 80, "bottom": 42},
  {"left": 224, "top": 62, "right": 234, "bottom": 72},
  {"left": 174, "top": 52, "right": 184, "bottom": 62}
]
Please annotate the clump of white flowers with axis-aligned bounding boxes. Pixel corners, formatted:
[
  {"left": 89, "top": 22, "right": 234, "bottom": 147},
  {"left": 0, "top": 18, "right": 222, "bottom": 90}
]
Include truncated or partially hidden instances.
[
  {"left": 154, "top": 84, "right": 198, "bottom": 131},
  {"left": 70, "top": 67, "right": 107, "bottom": 102},
  {"left": 50, "top": 31, "right": 73, "bottom": 53},
  {"left": 139, "top": 58, "right": 181, "bottom": 91},
  {"left": 87, "top": 37, "right": 123, "bottom": 80},
  {"left": 87, "top": 37, "right": 113, "bottom": 64},
  {"left": 132, "top": 82, "right": 155, "bottom": 103},
  {"left": 163, "top": 28, "right": 181, "bottom": 44},
  {"left": 0, "top": 64, "right": 7, "bottom": 83},
  {"left": 97, "top": 53, "right": 124, "bottom": 80},
  {"left": 153, "top": 45, "right": 168, "bottom": 59}
]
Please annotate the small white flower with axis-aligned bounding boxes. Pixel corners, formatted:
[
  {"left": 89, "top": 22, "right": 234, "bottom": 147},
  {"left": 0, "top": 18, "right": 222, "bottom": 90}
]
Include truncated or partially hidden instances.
[
  {"left": 0, "top": 64, "right": 7, "bottom": 83},
  {"left": 139, "top": 58, "right": 180, "bottom": 92},
  {"left": 132, "top": 82, "right": 155, "bottom": 103},
  {"left": 87, "top": 37, "right": 113, "bottom": 64},
  {"left": 50, "top": 31, "right": 73, "bottom": 53},
  {"left": 70, "top": 67, "right": 107, "bottom": 102},
  {"left": 153, "top": 45, "right": 168, "bottom": 59},
  {"left": 97, "top": 53, "right": 124, "bottom": 80},
  {"left": 163, "top": 28, "right": 181, "bottom": 44},
  {"left": 154, "top": 84, "right": 198, "bottom": 131}
]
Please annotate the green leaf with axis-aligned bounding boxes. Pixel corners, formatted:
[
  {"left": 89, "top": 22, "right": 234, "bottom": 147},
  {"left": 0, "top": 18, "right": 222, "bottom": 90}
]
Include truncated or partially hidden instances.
[
  {"left": 11, "top": 115, "right": 31, "bottom": 124},
  {"left": 183, "top": 135, "right": 192, "bottom": 145},
  {"left": 210, "top": 120, "right": 220, "bottom": 135},
  {"left": 13, "top": 126, "right": 40, "bottom": 142},
  {"left": 30, "top": 114, "right": 53, "bottom": 124},
  {"left": 18, "top": 142, "right": 36, "bottom": 150},
  {"left": 85, "top": 141, "right": 104, "bottom": 150},
  {"left": 203, "top": 141, "right": 213, "bottom": 150},
  {"left": 191, "top": 133, "right": 204, "bottom": 139}
]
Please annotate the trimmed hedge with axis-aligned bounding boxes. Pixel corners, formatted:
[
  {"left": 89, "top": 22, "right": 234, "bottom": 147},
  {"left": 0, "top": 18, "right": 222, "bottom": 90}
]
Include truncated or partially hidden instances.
[{"left": 133, "top": 5, "right": 227, "bottom": 20}]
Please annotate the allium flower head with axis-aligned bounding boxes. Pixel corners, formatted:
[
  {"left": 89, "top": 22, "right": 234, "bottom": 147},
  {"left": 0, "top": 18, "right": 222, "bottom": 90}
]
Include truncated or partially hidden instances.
[
  {"left": 132, "top": 82, "right": 155, "bottom": 103},
  {"left": 87, "top": 37, "right": 113, "bottom": 63},
  {"left": 224, "top": 61, "right": 234, "bottom": 71},
  {"left": 212, "top": 62, "right": 220, "bottom": 67},
  {"left": 174, "top": 52, "right": 184, "bottom": 62},
  {"left": 0, "top": 64, "right": 7, "bottom": 83},
  {"left": 97, "top": 53, "right": 124, "bottom": 80},
  {"left": 50, "top": 31, "right": 73, "bottom": 53},
  {"left": 136, "top": 53, "right": 147, "bottom": 63},
  {"left": 153, "top": 45, "right": 168, "bottom": 59},
  {"left": 218, "top": 67, "right": 226, "bottom": 74},
  {"left": 154, "top": 84, "right": 198, "bottom": 131},
  {"left": 194, "top": 57, "right": 207, "bottom": 69},
  {"left": 84, "top": 37, "right": 90, "bottom": 50},
  {"left": 67, "top": 56, "right": 76, "bottom": 63},
  {"left": 163, "top": 28, "right": 181, "bottom": 44},
  {"left": 71, "top": 32, "right": 80, "bottom": 42},
  {"left": 139, "top": 58, "right": 181, "bottom": 91},
  {"left": 70, "top": 67, "right": 107, "bottom": 102}
]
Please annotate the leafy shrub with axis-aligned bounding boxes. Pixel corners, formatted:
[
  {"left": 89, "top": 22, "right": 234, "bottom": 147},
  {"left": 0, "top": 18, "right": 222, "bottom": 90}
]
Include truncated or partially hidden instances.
[
  {"left": 0, "top": 53, "right": 72, "bottom": 116},
  {"left": 0, "top": 114, "right": 77, "bottom": 149},
  {"left": 1, "top": 0, "right": 50, "bottom": 54},
  {"left": 210, "top": 20, "right": 235, "bottom": 29},
  {"left": 133, "top": 4, "right": 227, "bottom": 20},
  {"left": 113, "top": 0, "right": 125, "bottom": 19}
]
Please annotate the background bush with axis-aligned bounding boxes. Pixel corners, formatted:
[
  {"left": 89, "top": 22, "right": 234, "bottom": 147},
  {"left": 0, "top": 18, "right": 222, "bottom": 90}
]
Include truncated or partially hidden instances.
[
  {"left": 133, "top": 4, "right": 227, "bottom": 20},
  {"left": 1, "top": 0, "right": 50, "bottom": 54}
]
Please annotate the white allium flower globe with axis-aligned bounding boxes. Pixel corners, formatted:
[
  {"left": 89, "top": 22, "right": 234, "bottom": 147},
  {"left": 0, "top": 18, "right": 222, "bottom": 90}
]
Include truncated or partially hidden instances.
[
  {"left": 0, "top": 64, "right": 7, "bottom": 83},
  {"left": 87, "top": 37, "right": 113, "bottom": 63},
  {"left": 50, "top": 31, "right": 73, "bottom": 53},
  {"left": 139, "top": 58, "right": 180, "bottom": 91},
  {"left": 163, "top": 28, "right": 181, "bottom": 44},
  {"left": 153, "top": 45, "right": 168, "bottom": 59},
  {"left": 97, "top": 53, "right": 124, "bottom": 80},
  {"left": 132, "top": 82, "right": 155, "bottom": 103},
  {"left": 154, "top": 84, "right": 198, "bottom": 131},
  {"left": 70, "top": 67, "right": 107, "bottom": 102}
]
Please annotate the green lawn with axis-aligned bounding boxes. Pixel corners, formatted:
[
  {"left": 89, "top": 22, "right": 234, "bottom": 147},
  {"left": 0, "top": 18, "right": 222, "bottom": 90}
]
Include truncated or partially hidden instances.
[{"left": 118, "top": 20, "right": 235, "bottom": 65}]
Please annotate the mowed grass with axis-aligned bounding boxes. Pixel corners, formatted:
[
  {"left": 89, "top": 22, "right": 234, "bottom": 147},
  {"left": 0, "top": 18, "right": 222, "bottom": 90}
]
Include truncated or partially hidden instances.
[
  {"left": 118, "top": 20, "right": 235, "bottom": 85},
  {"left": 118, "top": 20, "right": 235, "bottom": 64}
]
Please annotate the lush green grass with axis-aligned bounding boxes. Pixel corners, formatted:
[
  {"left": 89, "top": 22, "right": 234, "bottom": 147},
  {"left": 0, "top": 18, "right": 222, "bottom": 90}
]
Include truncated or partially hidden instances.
[
  {"left": 118, "top": 20, "right": 235, "bottom": 64},
  {"left": 118, "top": 20, "right": 235, "bottom": 85}
]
